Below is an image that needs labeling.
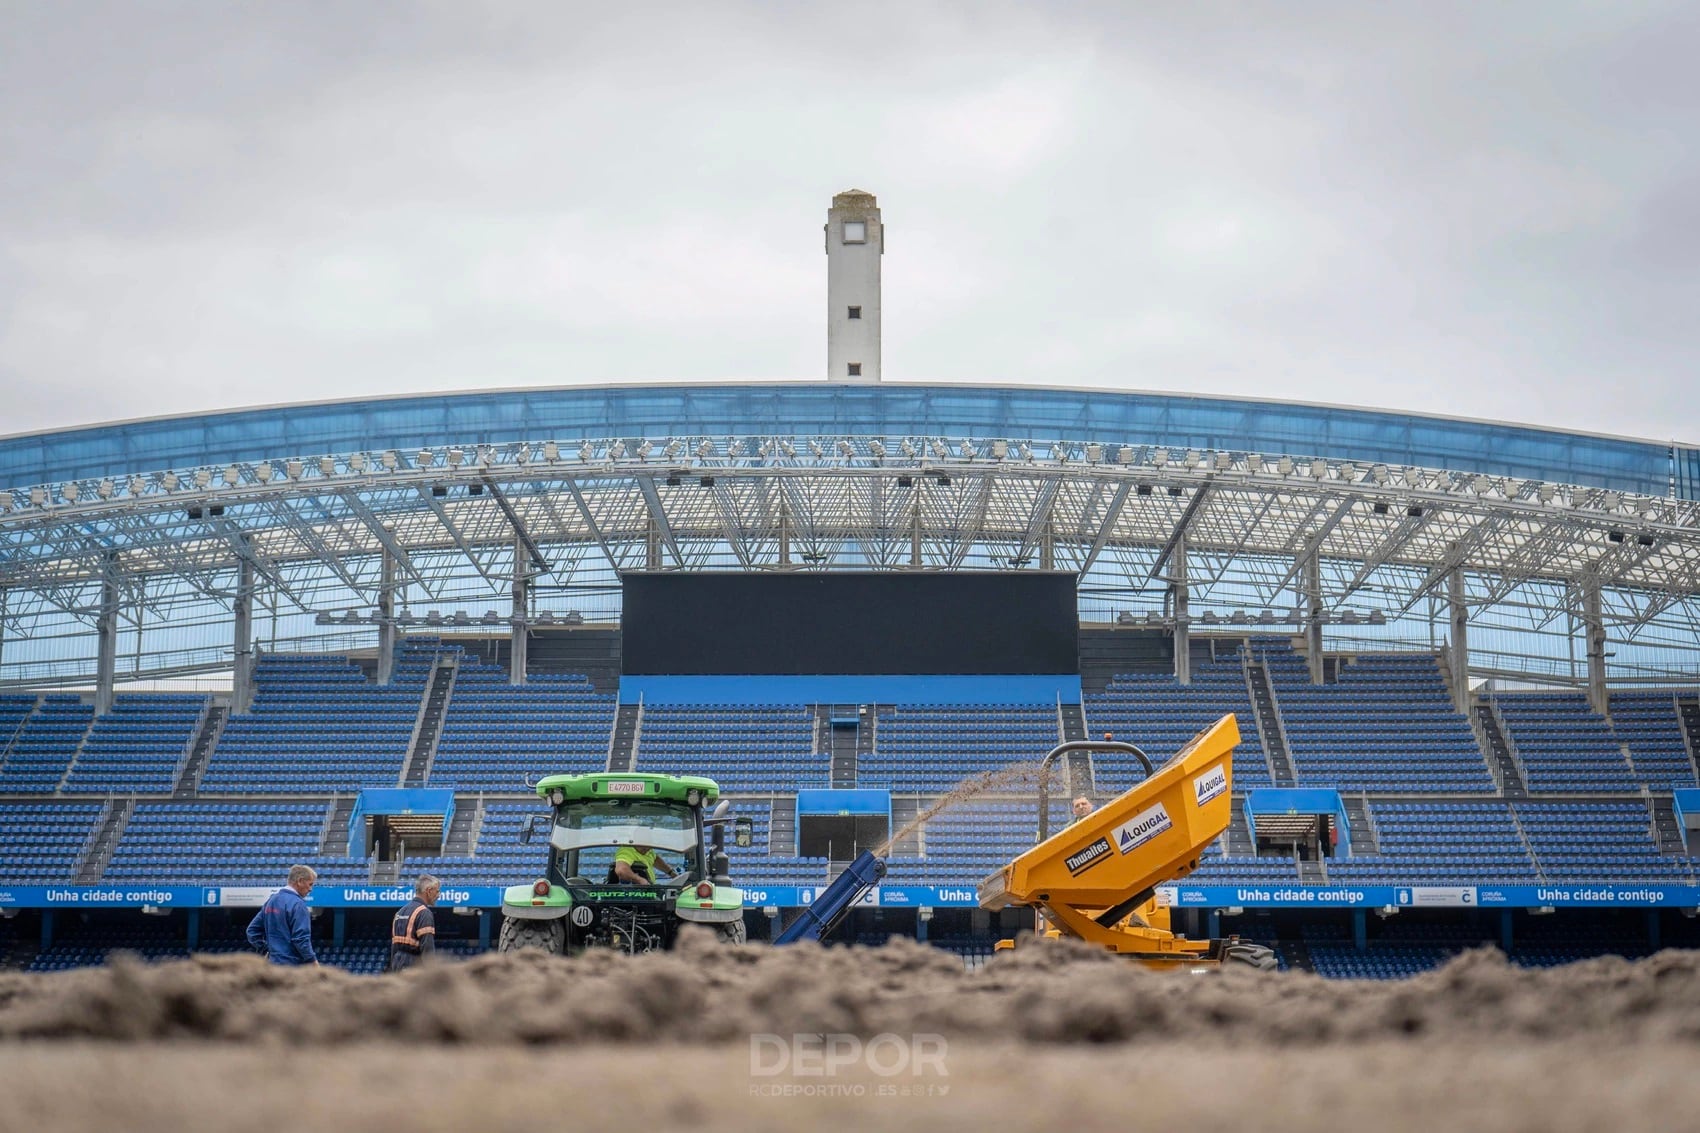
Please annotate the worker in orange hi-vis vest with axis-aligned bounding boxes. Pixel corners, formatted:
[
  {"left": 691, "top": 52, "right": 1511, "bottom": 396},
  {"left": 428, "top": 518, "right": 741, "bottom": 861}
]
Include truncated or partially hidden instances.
[{"left": 389, "top": 875, "right": 440, "bottom": 972}]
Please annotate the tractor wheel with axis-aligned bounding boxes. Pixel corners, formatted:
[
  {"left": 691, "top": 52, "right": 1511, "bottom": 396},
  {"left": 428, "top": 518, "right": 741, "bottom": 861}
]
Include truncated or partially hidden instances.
[
  {"left": 717, "top": 918, "right": 747, "bottom": 945},
  {"left": 499, "top": 916, "right": 565, "bottom": 954},
  {"left": 1222, "top": 942, "right": 1279, "bottom": 971}
]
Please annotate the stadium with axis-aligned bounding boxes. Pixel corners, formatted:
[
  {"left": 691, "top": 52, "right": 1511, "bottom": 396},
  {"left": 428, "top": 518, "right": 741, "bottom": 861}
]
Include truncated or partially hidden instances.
[{"left": 4, "top": 189, "right": 1700, "bottom": 1129}]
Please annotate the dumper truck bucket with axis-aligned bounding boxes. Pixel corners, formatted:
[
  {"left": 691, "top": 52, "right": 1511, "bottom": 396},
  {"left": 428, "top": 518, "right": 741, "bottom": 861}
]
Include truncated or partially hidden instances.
[{"left": 978, "top": 714, "right": 1238, "bottom": 916}]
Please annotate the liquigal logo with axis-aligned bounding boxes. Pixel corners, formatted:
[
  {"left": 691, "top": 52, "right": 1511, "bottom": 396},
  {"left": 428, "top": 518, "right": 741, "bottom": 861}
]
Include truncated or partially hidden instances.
[
  {"left": 1193, "top": 763, "right": 1228, "bottom": 807},
  {"left": 1113, "top": 802, "right": 1172, "bottom": 854},
  {"left": 1064, "top": 836, "right": 1114, "bottom": 875}
]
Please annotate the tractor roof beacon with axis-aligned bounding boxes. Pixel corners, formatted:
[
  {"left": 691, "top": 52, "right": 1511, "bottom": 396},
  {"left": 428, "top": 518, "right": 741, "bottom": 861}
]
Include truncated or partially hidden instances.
[{"left": 497, "top": 772, "right": 753, "bottom": 954}]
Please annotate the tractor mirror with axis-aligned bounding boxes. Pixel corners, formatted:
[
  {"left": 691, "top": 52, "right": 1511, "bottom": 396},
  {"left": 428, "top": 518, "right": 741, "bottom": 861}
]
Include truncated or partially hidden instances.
[
  {"left": 733, "top": 816, "right": 754, "bottom": 848},
  {"left": 519, "top": 814, "right": 547, "bottom": 844},
  {"left": 710, "top": 799, "right": 731, "bottom": 821}
]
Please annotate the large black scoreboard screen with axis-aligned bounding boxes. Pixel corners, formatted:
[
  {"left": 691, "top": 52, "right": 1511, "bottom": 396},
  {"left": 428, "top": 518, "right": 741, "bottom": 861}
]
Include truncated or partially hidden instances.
[{"left": 621, "top": 571, "right": 1078, "bottom": 675}]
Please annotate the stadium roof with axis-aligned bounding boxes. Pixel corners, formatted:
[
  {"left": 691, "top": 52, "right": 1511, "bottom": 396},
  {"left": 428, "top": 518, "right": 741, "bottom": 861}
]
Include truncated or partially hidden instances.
[{"left": 1, "top": 382, "right": 1697, "bottom": 686}]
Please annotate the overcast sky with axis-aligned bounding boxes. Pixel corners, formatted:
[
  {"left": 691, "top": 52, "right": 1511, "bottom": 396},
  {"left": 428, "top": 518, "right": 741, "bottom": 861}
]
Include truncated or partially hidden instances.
[{"left": 2, "top": 1, "right": 1697, "bottom": 444}]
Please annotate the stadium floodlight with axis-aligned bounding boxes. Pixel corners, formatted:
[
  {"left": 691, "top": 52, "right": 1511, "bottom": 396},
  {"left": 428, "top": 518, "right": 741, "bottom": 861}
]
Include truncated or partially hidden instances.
[
  {"left": 1309, "top": 459, "right": 1328, "bottom": 479},
  {"left": 779, "top": 439, "right": 796, "bottom": 459},
  {"left": 930, "top": 440, "right": 949, "bottom": 459},
  {"left": 129, "top": 476, "right": 147, "bottom": 495},
  {"left": 869, "top": 439, "right": 886, "bottom": 459},
  {"left": 417, "top": 449, "right": 436, "bottom": 469},
  {"left": 97, "top": 479, "right": 114, "bottom": 499},
  {"left": 28, "top": 487, "right": 46, "bottom": 506},
  {"left": 1019, "top": 443, "right": 1034, "bottom": 462},
  {"left": 1118, "top": 445, "right": 1135, "bottom": 465},
  {"left": 254, "top": 463, "right": 273, "bottom": 484},
  {"left": 579, "top": 442, "right": 594, "bottom": 462},
  {"left": 347, "top": 453, "right": 367, "bottom": 473},
  {"left": 541, "top": 441, "right": 559, "bottom": 462},
  {"left": 1275, "top": 456, "right": 1293, "bottom": 476},
  {"left": 223, "top": 464, "right": 242, "bottom": 486},
  {"left": 381, "top": 450, "right": 400, "bottom": 470},
  {"left": 960, "top": 441, "right": 976, "bottom": 460},
  {"left": 1050, "top": 442, "right": 1066, "bottom": 464},
  {"left": 1473, "top": 475, "right": 1492, "bottom": 495},
  {"left": 446, "top": 449, "right": 464, "bottom": 467},
  {"left": 900, "top": 440, "right": 916, "bottom": 459},
  {"left": 515, "top": 444, "right": 531, "bottom": 464},
  {"left": 1368, "top": 611, "right": 1387, "bottom": 625},
  {"left": 1152, "top": 448, "right": 1169, "bottom": 467},
  {"left": 1372, "top": 464, "right": 1390, "bottom": 485},
  {"left": 1257, "top": 609, "right": 1276, "bottom": 625},
  {"left": 1601, "top": 491, "right": 1622, "bottom": 511},
  {"left": 1213, "top": 451, "right": 1231, "bottom": 471},
  {"left": 61, "top": 482, "right": 79, "bottom": 503},
  {"left": 1245, "top": 453, "right": 1263, "bottom": 472},
  {"left": 696, "top": 440, "right": 714, "bottom": 459},
  {"left": 837, "top": 440, "right": 855, "bottom": 458},
  {"left": 1185, "top": 450, "right": 1202, "bottom": 469},
  {"left": 609, "top": 440, "right": 626, "bottom": 460},
  {"left": 664, "top": 440, "right": 683, "bottom": 460},
  {"left": 1085, "top": 443, "right": 1102, "bottom": 463},
  {"left": 161, "top": 472, "right": 181, "bottom": 491},
  {"left": 1338, "top": 463, "right": 1357, "bottom": 482},
  {"left": 636, "top": 440, "right": 654, "bottom": 460},
  {"left": 194, "top": 469, "right": 213, "bottom": 489},
  {"left": 476, "top": 445, "right": 495, "bottom": 465},
  {"left": 727, "top": 439, "right": 744, "bottom": 458},
  {"left": 482, "top": 610, "right": 503, "bottom": 625}
]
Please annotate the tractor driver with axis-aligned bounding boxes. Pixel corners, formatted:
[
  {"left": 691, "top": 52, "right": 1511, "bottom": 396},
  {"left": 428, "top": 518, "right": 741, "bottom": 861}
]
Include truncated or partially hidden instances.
[{"left": 612, "top": 844, "right": 680, "bottom": 886}]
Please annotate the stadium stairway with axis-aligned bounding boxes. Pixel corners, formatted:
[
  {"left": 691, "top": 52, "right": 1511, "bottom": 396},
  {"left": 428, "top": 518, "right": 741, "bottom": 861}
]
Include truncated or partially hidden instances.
[
  {"left": 400, "top": 655, "right": 457, "bottom": 787},
  {"left": 1244, "top": 658, "right": 1297, "bottom": 785},
  {"left": 1341, "top": 794, "right": 1380, "bottom": 854},
  {"left": 74, "top": 797, "right": 134, "bottom": 882},
  {"left": 1680, "top": 696, "right": 1700, "bottom": 777},
  {"left": 607, "top": 703, "right": 641, "bottom": 772},
  {"left": 173, "top": 701, "right": 228, "bottom": 796},
  {"left": 1650, "top": 796, "right": 1688, "bottom": 854},
  {"left": 1472, "top": 699, "right": 1528, "bottom": 796},
  {"left": 443, "top": 796, "right": 482, "bottom": 856},
  {"left": 320, "top": 795, "right": 357, "bottom": 855}
]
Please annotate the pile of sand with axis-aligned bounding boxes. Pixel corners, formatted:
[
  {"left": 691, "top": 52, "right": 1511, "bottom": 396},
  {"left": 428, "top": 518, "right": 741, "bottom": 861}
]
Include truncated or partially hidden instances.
[{"left": 4, "top": 934, "right": 1700, "bottom": 1046}]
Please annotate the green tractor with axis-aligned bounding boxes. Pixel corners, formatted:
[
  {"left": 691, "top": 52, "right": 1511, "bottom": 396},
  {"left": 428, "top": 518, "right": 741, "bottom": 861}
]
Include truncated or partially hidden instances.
[{"left": 497, "top": 772, "right": 754, "bottom": 954}]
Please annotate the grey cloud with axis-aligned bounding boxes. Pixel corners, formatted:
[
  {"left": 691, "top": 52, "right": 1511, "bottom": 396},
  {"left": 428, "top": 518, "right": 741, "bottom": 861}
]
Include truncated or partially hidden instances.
[{"left": 1, "top": 1, "right": 1697, "bottom": 445}]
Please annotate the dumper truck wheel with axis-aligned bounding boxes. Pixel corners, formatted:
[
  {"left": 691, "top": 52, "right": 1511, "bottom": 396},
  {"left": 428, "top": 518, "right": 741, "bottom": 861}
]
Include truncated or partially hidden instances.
[
  {"left": 1222, "top": 942, "right": 1279, "bottom": 971},
  {"left": 499, "top": 916, "right": 565, "bottom": 954},
  {"left": 717, "top": 918, "right": 747, "bottom": 945}
]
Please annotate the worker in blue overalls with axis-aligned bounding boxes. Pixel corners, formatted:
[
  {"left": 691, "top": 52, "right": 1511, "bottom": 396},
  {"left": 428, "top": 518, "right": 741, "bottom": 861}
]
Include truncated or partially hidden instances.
[
  {"left": 246, "top": 864, "right": 320, "bottom": 966},
  {"left": 388, "top": 874, "right": 440, "bottom": 972}
]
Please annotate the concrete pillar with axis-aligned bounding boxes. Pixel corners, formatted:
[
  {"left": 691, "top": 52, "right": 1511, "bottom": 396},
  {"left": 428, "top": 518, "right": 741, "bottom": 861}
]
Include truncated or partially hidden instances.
[
  {"left": 510, "top": 535, "right": 529, "bottom": 685},
  {"left": 187, "top": 909, "right": 200, "bottom": 951},
  {"left": 825, "top": 189, "right": 883, "bottom": 383},
  {"left": 1172, "top": 532, "right": 1191, "bottom": 685},
  {"left": 376, "top": 551, "right": 397, "bottom": 685},
  {"left": 333, "top": 909, "right": 347, "bottom": 949},
  {"left": 1501, "top": 910, "right": 1515, "bottom": 954},
  {"left": 916, "top": 911, "right": 930, "bottom": 943},
  {"left": 646, "top": 516, "right": 661, "bottom": 571},
  {"left": 232, "top": 553, "right": 256, "bottom": 715},
  {"left": 1447, "top": 568, "right": 1470, "bottom": 713},
  {"left": 95, "top": 551, "right": 119, "bottom": 715},
  {"left": 1304, "top": 553, "right": 1324, "bottom": 685},
  {"left": 1353, "top": 909, "right": 1368, "bottom": 950},
  {"left": 1581, "top": 579, "right": 1608, "bottom": 715},
  {"left": 777, "top": 494, "right": 792, "bottom": 568},
  {"left": 1039, "top": 525, "right": 1054, "bottom": 572}
]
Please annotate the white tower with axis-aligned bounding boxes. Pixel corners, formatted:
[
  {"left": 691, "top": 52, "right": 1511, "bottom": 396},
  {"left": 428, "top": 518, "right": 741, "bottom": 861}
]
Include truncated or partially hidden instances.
[{"left": 826, "top": 189, "right": 882, "bottom": 382}]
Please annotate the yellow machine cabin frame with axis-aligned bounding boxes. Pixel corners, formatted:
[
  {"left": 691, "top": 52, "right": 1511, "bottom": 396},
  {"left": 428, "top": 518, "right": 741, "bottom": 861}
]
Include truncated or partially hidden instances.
[{"left": 979, "top": 714, "right": 1271, "bottom": 968}]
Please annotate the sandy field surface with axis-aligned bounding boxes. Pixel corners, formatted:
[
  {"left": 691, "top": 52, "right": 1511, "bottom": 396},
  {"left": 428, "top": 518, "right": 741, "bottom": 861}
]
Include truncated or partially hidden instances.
[{"left": 3, "top": 936, "right": 1698, "bottom": 1132}]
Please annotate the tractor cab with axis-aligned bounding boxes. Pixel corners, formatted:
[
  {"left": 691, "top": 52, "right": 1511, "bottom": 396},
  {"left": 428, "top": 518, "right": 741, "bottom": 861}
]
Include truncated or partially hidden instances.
[{"left": 499, "top": 772, "right": 753, "bottom": 953}]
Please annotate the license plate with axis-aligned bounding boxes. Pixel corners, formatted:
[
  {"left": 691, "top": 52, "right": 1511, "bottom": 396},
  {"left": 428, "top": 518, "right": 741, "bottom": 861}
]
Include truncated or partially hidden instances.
[{"left": 606, "top": 780, "right": 647, "bottom": 795}]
